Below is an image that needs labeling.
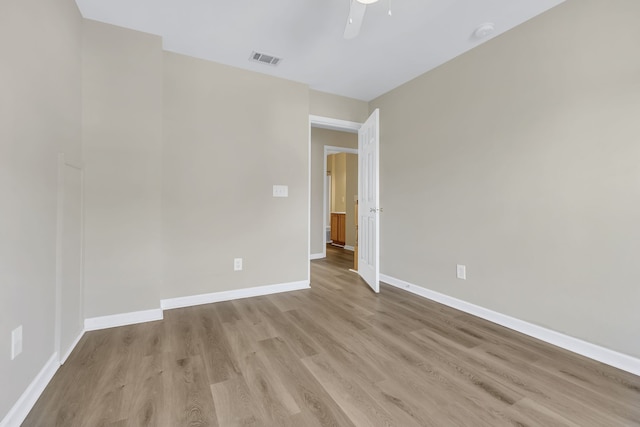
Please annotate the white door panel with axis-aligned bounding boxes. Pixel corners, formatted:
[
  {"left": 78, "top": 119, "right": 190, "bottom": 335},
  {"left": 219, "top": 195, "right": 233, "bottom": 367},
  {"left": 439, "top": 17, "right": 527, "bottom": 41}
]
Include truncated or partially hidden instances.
[{"left": 358, "top": 109, "right": 380, "bottom": 293}]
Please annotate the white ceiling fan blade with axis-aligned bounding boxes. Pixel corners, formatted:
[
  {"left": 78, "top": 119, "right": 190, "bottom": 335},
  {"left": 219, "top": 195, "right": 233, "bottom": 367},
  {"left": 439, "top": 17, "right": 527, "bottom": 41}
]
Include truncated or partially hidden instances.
[{"left": 344, "top": 0, "right": 367, "bottom": 39}]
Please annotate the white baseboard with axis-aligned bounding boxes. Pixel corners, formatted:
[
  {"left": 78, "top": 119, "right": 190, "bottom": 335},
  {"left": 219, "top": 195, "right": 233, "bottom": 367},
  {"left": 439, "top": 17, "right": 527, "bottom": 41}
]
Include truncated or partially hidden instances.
[
  {"left": 344, "top": 245, "right": 355, "bottom": 252},
  {"left": 310, "top": 253, "right": 325, "bottom": 260},
  {"left": 60, "top": 329, "right": 85, "bottom": 365},
  {"left": 0, "top": 353, "right": 60, "bottom": 427},
  {"left": 161, "top": 280, "right": 310, "bottom": 310},
  {"left": 84, "top": 308, "right": 163, "bottom": 331},
  {"left": 380, "top": 274, "right": 640, "bottom": 376}
]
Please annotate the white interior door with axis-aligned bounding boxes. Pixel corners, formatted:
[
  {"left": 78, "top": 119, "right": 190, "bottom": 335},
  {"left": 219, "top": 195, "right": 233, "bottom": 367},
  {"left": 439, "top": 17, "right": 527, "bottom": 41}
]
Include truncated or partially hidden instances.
[{"left": 358, "top": 109, "right": 380, "bottom": 293}]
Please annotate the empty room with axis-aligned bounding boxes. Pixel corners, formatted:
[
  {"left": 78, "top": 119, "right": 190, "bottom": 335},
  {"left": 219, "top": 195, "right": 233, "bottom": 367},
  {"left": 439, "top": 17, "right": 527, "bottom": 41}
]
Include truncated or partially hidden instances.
[{"left": 1, "top": 0, "right": 639, "bottom": 425}]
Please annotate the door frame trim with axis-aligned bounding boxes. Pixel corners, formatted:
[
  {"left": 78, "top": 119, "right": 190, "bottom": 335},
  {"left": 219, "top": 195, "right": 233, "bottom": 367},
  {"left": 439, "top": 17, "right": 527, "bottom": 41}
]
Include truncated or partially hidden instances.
[
  {"left": 309, "top": 115, "right": 362, "bottom": 283},
  {"left": 310, "top": 115, "right": 361, "bottom": 133}
]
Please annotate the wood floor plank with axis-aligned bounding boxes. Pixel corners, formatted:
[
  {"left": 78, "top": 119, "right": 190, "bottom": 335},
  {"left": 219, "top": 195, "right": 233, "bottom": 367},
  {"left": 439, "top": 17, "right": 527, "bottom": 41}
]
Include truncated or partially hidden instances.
[
  {"left": 75, "top": 325, "right": 146, "bottom": 426},
  {"left": 22, "top": 337, "right": 95, "bottom": 426},
  {"left": 243, "top": 349, "right": 302, "bottom": 426},
  {"left": 229, "top": 297, "right": 264, "bottom": 325},
  {"left": 164, "top": 354, "right": 218, "bottom": 427},
  {"left": 512, "top": 397, "right": 584, "bottom": 427},
  {"left": 210, "top": 377, "right": 263, "bottom": 427},
  {"left": 123, "top": 354, "right": 166, "bottom": 427},
  {"left": 410, "top": 327, "right": 618, "bottom": 426},
  {"left": 358, "top": 325, "right": 530, "bottom": 425},
  {"left": 212, "top": 301, "right": 242, "bottom": 324},
  {"left": 469, "top": 343, "right": 640, "bottom": 425},
  {"left": 196, "top": 306, "right": 241, "bottom": 384},
  {"left": 258, "top": 336, "right": 356, "bottom": 427},
  {"left": 252, "top": 298, "right": 319, "bottom": 358},
  {"left": 301, "top": 353, "right": 397, "bottom": 427},
  {"left": 230, "top": 298, "right": 280, "bottom": 341},
  {"left": 285, "top": 309, "right": 387, "bottom": 384},
  {"left": 222, "top": 319, "right": 301, "bottom": 425},
  {"left": 164, "top": 307, "right": 203, "bottom": 359},
  {"left": 306, "top": 291, "right": 370, "bottom": 331},
  {"left": 22, "top": 244, "right": 640, "bottom": 426},
  {"left": 222, "top": 319, "right": 260, "bottom": 360},
  {"left": 373, "top": 378, "right": 485, "bottom": 427}
]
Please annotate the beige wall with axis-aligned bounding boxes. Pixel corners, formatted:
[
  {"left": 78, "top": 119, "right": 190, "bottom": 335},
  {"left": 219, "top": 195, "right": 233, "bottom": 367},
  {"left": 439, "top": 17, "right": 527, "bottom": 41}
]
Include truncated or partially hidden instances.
[
  {"left": 310, "top": 128, "right": 358, "bottom": 255},
  {"left": 4, "top": 16, "right": 312, "bottom": 418},
  {"left": 162, "top": 52, "right": 309, "bottom": 298},
  {"left": 0, "top": 0, "right": 82, "bottom": 419},
  {"left": 82, "top": 20, "right": 164, "bottom": 318},
  {"left": 371, "top": 0, "right": 640, "bottom": 357},
  {"left": 82, "top": 22, "right": 310, "bottom": 314},
  {"left": 309, "top": 90, "right": 369, "bottom": 123}
]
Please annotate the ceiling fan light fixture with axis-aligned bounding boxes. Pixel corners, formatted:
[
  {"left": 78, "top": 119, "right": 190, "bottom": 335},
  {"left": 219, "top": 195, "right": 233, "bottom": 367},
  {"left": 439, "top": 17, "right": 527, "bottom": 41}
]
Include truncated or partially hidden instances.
[{"left": 356, "top": 0, "right": 379, "bottom": 4}]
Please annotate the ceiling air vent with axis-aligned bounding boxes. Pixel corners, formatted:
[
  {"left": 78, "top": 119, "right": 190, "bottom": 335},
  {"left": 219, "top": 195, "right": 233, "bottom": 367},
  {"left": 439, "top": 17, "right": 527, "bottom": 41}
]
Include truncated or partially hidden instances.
[{"left": 250, "top": 51, "right": 282, "bottom": 66}]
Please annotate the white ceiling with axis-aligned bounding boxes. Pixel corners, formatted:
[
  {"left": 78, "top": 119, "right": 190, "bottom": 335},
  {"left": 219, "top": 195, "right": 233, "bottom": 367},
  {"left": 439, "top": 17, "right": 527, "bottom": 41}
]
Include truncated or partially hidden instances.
[{"left": 75, "top": 0, "right": 564, "bottom": 101}]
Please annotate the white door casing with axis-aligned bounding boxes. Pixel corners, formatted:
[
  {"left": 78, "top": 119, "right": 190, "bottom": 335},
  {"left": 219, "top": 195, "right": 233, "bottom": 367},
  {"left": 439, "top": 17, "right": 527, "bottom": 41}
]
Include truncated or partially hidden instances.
[
  {"left": 309, "top": 115, "right": 361, "bottom": 272},
  {"left": 323, "top": 145, "right": 359, "bottom": 254},
  {"left": 358, "top": 109, "right": 380, "bottom": 293}
]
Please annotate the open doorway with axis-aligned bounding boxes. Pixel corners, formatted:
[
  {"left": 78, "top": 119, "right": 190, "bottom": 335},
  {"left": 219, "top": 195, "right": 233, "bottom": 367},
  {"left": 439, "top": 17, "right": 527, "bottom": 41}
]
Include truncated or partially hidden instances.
[
  {"left": 309, "top": 112, "right": 380, "bottom": 293},
  {"left": 309, "top": 116, "right": 360, "bottom": 262},
  {"left": 324, "top": 147, "right": 358, "bottom": 251}
]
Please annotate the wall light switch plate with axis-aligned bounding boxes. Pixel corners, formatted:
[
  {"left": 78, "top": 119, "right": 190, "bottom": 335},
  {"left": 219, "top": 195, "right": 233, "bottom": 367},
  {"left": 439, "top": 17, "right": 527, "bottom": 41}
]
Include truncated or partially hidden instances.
[
  {"left": 234, "top": 258, "right": 243, "bottom": 271},
  {"left": 11, "top": 325, "right": 23, "bottom": 360},
  {"left": 456, "top": 264, "right": 466, "bottom": 280},
  {"left": 273, "top": 185, "right": 288, "bottom": 198}
]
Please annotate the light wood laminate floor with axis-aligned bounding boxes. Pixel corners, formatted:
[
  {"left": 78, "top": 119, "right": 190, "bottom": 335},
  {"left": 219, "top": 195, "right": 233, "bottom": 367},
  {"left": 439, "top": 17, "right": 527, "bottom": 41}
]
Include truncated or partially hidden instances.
[{"left": 24, "top": 245, "right": 640, "bottom": 426}]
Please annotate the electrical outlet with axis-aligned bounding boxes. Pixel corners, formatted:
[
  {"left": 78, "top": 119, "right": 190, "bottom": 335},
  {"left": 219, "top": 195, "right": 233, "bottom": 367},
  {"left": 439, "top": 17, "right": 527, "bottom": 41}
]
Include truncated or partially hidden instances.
[
  {"left": 234, "top": 258, "right": 243, "bottom": 271},
  {"left": 456, "top": 264, "right": 466, "bottom": 280},
  {"left": 11, "top": 325, "right": 23, "bottom": 360}
]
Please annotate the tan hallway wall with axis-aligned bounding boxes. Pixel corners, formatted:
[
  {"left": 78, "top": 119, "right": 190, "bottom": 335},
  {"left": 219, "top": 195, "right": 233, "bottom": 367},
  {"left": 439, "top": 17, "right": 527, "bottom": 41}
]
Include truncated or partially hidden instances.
[{"left": 333, "top": 153, "right": 347, "bottom": 213}]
